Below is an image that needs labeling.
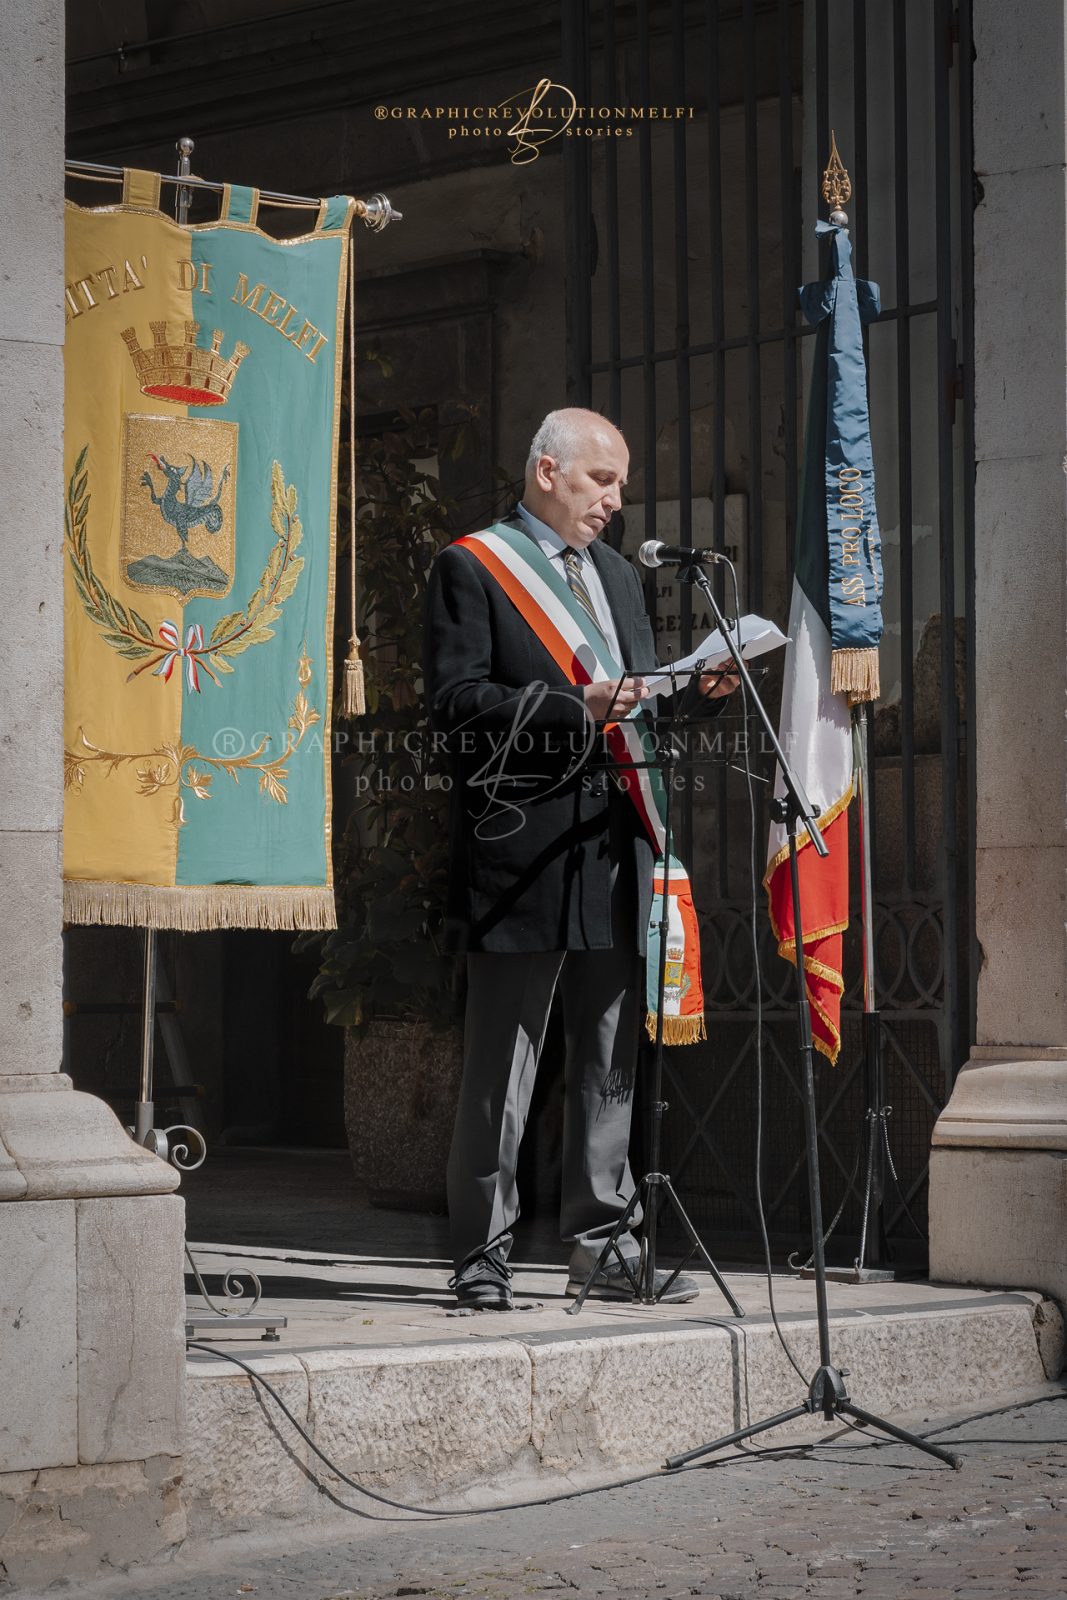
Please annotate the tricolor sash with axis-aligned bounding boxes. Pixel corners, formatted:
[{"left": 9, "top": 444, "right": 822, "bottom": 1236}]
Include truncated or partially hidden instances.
[{"left": 455, "top": 524, "right": 706, "bottom": 1046}]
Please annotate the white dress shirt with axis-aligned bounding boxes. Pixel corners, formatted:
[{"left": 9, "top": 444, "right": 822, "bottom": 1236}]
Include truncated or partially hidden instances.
[{"left": 516, "top": 501, "right": 624, "bottom": 664}]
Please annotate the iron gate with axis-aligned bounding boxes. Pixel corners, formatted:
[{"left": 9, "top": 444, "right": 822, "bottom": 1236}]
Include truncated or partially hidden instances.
[{"left": 562, "top": 0, "right": 975, "bottom": 1261}]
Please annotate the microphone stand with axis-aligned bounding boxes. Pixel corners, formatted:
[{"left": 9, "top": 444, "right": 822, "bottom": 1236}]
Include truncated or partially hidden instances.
[{"left": 663, "top": 558, "right": 958, "bottom": 1470}]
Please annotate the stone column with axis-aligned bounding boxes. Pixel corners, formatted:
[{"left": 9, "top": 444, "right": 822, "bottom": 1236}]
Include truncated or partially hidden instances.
[
  {"left": 0, "top": 4, "right": 188, "bottom": 1584},
  {"left": 928, "top": 0, "right": 1067, "bottom": 1323}
]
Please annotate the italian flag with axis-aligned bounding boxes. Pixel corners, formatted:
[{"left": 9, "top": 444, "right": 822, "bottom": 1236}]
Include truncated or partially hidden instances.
[{"left": 764, "top": 337, "right": 854, "bottom": 1065}]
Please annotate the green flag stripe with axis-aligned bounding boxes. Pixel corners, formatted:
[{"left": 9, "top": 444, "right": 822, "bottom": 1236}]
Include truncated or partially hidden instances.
[{"left": 793, "top": 323, "right": 833, "bottom": 634}]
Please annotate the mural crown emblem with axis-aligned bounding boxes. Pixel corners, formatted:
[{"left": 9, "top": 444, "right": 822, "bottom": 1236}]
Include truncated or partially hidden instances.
[{"left": 120, "top": 320, "right": 250, "bottom": 407}]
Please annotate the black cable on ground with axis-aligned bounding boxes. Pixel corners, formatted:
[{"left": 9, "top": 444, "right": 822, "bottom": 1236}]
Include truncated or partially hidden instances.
[
  {"left": 187, "top": 1341, "right": 662, "bottom": 1522},
  {"left": 188, "top": 1342, "right": 1065, "bottom": 1522}
]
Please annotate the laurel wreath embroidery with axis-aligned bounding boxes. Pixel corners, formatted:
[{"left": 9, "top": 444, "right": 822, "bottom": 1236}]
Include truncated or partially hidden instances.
[
  {"left": 64, "top": 650, "right": 321, "bottom": 816},
  {"left": 65, "top": 446, "right": 305, "bottom": 687}
]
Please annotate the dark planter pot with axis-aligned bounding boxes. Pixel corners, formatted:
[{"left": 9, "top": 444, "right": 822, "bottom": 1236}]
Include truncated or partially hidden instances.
[{"left": 343, "top": 1019, "right": 463, "bottom": 1211}]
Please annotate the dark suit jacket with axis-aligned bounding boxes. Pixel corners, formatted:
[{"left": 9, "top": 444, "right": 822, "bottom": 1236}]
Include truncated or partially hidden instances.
[{"left": 423, "top": 515, "right": 664, "bottom": 955}]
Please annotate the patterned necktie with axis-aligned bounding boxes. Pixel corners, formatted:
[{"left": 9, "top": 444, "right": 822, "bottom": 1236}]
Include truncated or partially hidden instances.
[{"left": 563, "top": 548, "right": 608, "bottom": 644}]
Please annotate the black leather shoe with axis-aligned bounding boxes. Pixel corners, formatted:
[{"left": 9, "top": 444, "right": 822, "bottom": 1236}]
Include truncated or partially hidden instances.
[
  {"left": 449, "top": 1247, "right": 513, "bottom": 1309},
  {"left": 566, "top": 1260, "right": 700, "bottom": 1303}
]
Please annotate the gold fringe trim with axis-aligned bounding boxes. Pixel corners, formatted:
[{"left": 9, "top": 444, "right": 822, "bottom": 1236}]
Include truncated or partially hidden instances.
[
  {"left": 645, "top": 1011, "right": 708, "bottom": 1046},
  {"left": 771, "top": 932, "right": 849, "bottom": 976},
  {"left": 763, "top": 778, "right": 855, "bottom": 888},
  {"left": 770, "top": 947, "right": 843, "bottom": 1066},
  {"left": 341, "top": 634, "right": 366, "bottom": 718},
  {"left": 831, "top": 646, "right": 880, "bottom": 705},
  {"left": 813, "top": 1029, "right": 840, "bottom": 1066},
  {"left": 63, "top": 880, "right": 337, "bottom": 932}
]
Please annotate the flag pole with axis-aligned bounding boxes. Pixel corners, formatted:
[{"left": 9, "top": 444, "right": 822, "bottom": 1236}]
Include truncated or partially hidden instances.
[
  {"left": 851, "top": 700, "right": 895, "bottom": 1279},
  {"left": 820, "top": 138, "right": 895, "bottom": 1282}
]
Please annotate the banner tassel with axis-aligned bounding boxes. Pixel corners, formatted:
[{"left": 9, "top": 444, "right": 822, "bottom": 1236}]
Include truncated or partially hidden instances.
[
  {"left": 831, "top": 646, "right": 880, "bottom": 705},
  {"left": 341, "top": 634, "right": 366, "bottom": 717}
]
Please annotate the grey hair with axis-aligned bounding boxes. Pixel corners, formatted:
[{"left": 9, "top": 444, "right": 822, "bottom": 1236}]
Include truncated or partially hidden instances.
[{"left": 525, "top": 411, "right": 583, "bottom": 476}]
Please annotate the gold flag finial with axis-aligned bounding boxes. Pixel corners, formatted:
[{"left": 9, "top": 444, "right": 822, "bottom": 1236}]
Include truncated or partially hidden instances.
[{"left": 822, "top": 130, "right": 852, "bottom": 222}]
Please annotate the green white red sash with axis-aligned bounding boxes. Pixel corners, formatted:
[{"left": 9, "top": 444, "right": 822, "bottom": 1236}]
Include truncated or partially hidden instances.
[{"left": 455, "top": 524, "right": 706, "bottom": 1046}]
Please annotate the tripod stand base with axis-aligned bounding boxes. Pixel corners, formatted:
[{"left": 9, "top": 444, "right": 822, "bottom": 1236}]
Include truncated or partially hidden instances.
[
  {"left": 804, "top": 1265, "right": 895, "bottom": 1284},
  {"left": 566, "top": 1171, "right": 745, "bottom": 1318},
  {"left": 665, "top": 1361, "right": 960, "bottom": 1471},
  {"left": 186, "top": 1313, "right": 286, "bottom": 1342}
]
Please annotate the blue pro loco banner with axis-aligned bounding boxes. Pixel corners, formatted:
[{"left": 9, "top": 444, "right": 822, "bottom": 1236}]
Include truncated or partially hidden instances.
[
  {"left": 63, "top": 171, "right": 353, "bottom": 929},
  {"left": 798, "top": 219, "right": 884, "bottom": 704}
]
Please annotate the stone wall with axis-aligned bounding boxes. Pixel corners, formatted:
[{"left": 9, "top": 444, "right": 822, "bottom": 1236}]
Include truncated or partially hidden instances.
[
  {"left": 929, "top": 0, "right": 1067, "bottom": 1328},
  {"left": 0, "top": 2, "right": 189, "bottom": 1587}
]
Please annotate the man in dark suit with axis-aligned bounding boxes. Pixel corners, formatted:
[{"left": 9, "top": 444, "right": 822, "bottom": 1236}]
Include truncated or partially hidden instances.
[{"left": 424, "top": 409, "right": 737, "bottom": 1309}]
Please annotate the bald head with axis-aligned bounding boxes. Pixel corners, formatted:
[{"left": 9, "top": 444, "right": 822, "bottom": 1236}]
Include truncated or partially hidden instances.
[
  {"left": 525, "top": 409, "right": 626, "bottom": 478},
  {"left": 523, "top": 408, "right": 629, "bottom": 549}
]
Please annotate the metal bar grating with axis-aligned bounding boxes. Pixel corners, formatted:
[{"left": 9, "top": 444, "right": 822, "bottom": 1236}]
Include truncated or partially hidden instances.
[{"left": 563, "top": 0, "right": 976, "bottom": 1263}]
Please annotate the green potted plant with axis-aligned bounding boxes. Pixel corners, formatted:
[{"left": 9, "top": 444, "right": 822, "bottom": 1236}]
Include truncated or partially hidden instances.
[{"left": 304, "top": 402, "right": 487, "bottom": 1210}]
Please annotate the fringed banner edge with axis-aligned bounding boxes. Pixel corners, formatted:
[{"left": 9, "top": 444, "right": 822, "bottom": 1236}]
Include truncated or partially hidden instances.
[{"left": 63, "top": 881, "right": 337, "bottom": 932}]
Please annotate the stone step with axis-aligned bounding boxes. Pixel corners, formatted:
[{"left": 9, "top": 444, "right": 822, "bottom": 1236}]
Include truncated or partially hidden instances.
[{"left": 184, "top": 1286, "right": 1062, "bottom": 1538}]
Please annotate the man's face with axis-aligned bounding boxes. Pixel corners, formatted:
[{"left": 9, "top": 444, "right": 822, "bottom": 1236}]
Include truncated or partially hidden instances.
[{"left": 537, "top": 426, "right": 629, "bottom": 549}]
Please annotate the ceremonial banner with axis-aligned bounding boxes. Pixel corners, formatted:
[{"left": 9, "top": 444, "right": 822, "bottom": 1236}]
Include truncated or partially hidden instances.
[
  {"left": 800, "top": 219, "right": 885, "bottom": 702},
  {"left": 764, "top": 216, "right": 885, "bottom": 1061},
  {"left": 63, "top": 172, "right": 353, "bottom": 929}
]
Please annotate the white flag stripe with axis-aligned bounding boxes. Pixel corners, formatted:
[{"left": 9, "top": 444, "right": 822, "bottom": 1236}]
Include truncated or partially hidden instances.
[{"left": 767, "top": 579, "right": 853, "bottom": 863}]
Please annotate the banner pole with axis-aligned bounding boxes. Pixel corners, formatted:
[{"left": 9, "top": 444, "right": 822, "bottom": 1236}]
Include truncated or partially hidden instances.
[
  {"left": 851, "top": 701, "right": 893, "bottom": 1279},
  {"left": 129, "top": 138, "right": 276, "bottom": 1339},
  {"left": 130, "top": 137, "right": 198, "bottom": 1158},
  {"left": 65, "top": 158, "right": 402, "bottom": 230},
  {"left": 340, "top": 237, "right": 366, "bottom": 716},
  {"left": 175, "top": 135, "right": 193, "bottom": 225}
]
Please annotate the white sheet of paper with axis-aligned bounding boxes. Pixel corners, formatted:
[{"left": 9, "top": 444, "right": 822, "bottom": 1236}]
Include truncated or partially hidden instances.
[{"left": 643, "top": 614, "right": 788, "bottom": 697}]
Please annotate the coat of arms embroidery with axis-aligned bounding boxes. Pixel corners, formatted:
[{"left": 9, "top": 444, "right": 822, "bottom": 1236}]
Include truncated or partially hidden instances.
[{"left": 121, "top": 414, "right": 238, "bottom": 599}]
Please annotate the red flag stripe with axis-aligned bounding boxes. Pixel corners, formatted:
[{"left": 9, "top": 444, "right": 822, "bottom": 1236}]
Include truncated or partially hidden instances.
[{"left": 764, "top": 798, "right": 851, "bottom": 1063}]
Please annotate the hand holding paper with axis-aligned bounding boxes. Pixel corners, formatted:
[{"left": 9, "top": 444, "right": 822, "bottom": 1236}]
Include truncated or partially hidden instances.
[{"left": 644, "top": 614, "right": 789, "bottom": 697}]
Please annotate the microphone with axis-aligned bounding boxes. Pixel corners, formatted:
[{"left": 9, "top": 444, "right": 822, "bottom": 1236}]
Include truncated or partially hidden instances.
[{"left": 637, "top": 540, "right": 727, "bottom": 568}]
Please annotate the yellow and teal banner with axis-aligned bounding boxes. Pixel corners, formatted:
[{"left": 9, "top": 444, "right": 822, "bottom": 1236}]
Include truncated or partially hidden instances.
[{"left": 63, "top": 170, "right": 352, "bottom": 929}]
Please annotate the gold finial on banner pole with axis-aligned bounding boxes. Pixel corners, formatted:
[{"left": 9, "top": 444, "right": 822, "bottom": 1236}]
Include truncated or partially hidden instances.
[{"left": 822, "top": 129, "right": 852, "bottom": 227}]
